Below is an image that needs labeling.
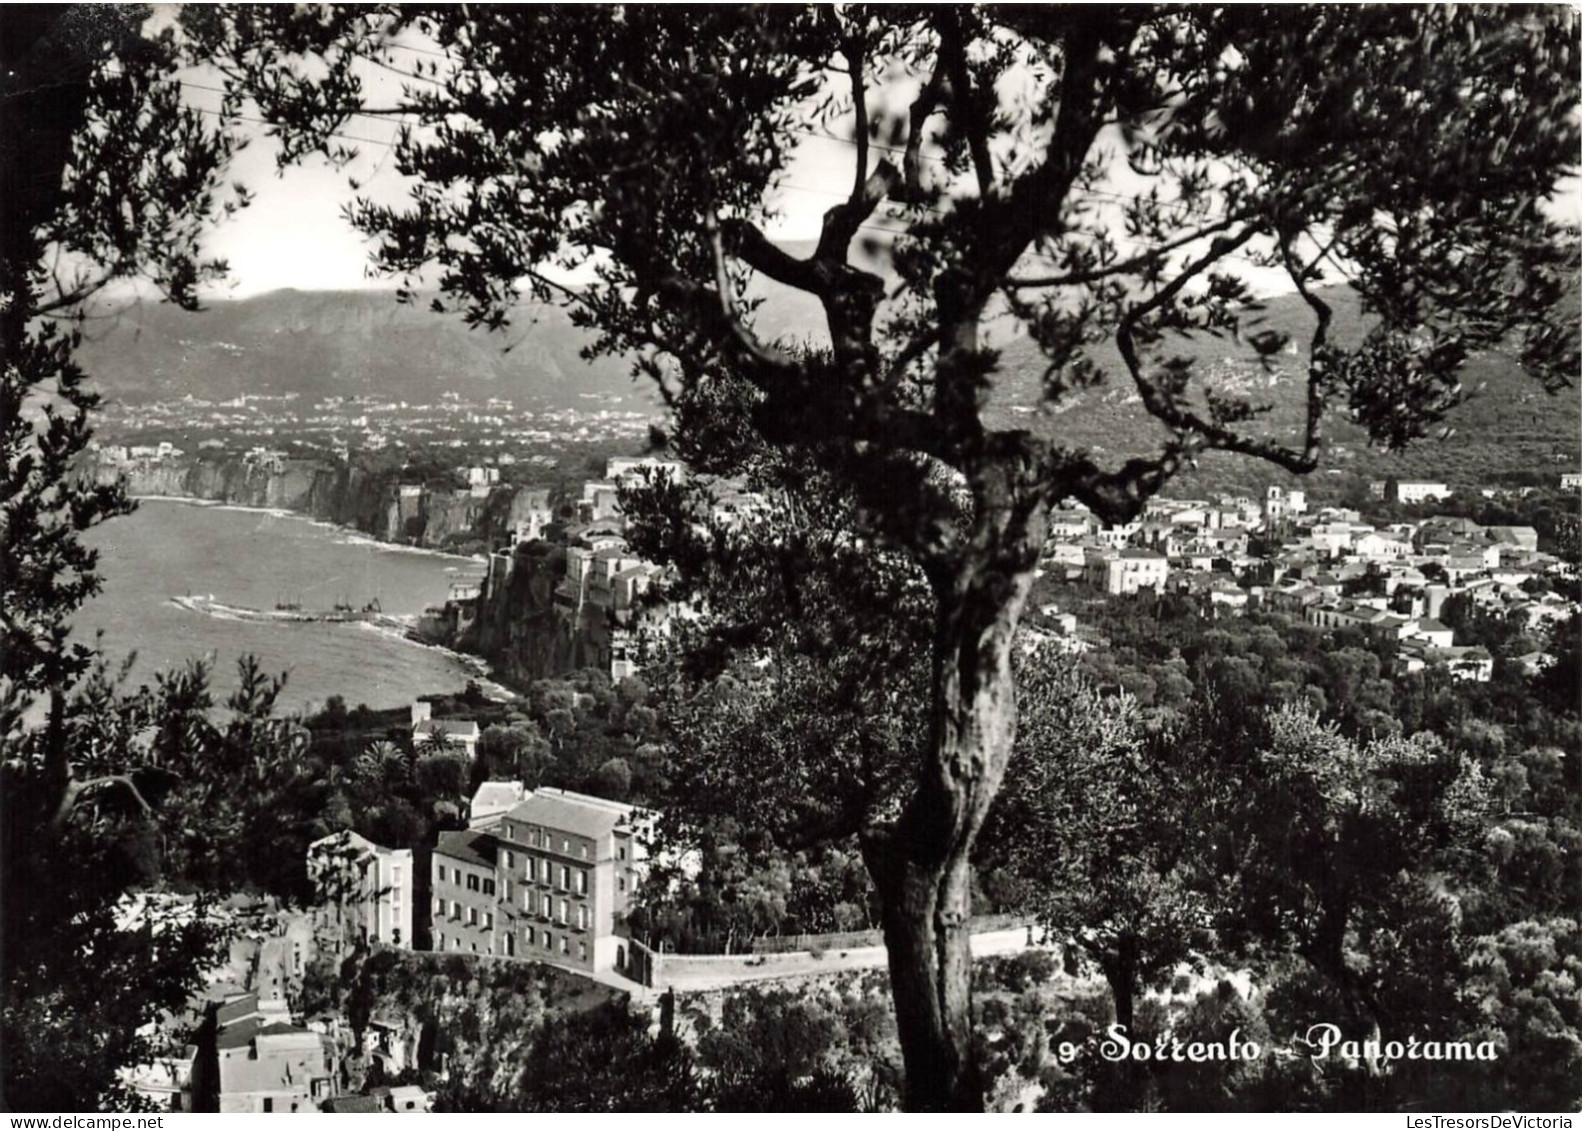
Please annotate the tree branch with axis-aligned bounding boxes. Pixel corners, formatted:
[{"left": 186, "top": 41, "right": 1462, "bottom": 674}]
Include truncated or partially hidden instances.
[
  {"left": 1005, "top": 213, "right": 1247, "bottom": 290},
  {"left": 49, "top": 773, "right": 155, "bottom": 830},
  {"left": 723, "top": 218, "right": 822, "bottom": 293},
  {"left": 840, "top": 21, "right": 870, "bottom": 206},
  {"left": 815, "top": 159, "right": 902, "bottom": 264},
  {"left": 1278, "top": 230, "right": 1336, "bottom": 470},
  {"left": 900, "top": 64, "right": 948, "bottom": 203},
  {"left": 936, "top": 9, "right": 993, "bottom": 199},
  {"left": 1113, "top": 226, "right": 1326, "bottom": 473}
]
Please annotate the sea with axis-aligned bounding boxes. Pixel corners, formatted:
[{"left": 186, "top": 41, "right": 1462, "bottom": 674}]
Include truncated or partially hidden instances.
[{"left": 75, "top": 498, "right": 503, "bottom": 715}]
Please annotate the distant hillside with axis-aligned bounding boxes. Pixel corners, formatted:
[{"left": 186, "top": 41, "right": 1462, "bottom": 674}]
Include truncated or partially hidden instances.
[
  {"left": 980, "top": 286, "right": 1580, "bottom": 499},
  {"left": 75, "top": 288, "right": 653, "bottom": 407},
  {"left": 79, "top": 280, "right": 1575, "bottom": 498}
]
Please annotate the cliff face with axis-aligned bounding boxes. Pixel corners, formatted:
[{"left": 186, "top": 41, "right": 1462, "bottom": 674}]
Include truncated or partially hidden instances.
[
  {"left": 91, "top": 453, "right": 543, "bottom": 555},
  {"left": 107, "top": 457, "right": 391, "bottom": 530},
  {"left": 472, "top": 542, "right": 594, "bottom": 682}
]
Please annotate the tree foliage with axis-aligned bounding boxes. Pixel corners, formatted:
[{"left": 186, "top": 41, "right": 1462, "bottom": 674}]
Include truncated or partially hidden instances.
[
  {"left": 984, "top": 656, "right": 1213, "bottom": 1032},
  {"left": 1, "top": 4, "right": 251, "bottom": 1108}
]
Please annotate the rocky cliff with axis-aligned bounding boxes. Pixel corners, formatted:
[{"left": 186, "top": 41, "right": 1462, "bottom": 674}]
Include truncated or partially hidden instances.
[
  {"left": 91, "top": 453, "right": 539, "bottom": 555},
  {"left": 472, "top": 541, "right": 598, "bottom": 682}
]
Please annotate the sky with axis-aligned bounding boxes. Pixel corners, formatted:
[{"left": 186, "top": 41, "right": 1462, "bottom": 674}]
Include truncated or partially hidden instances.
[
  {"left": 197, "top": 126, "right": 861, "bottom": 298},
  {"left": 179, "top": 36, "right": 861, "bottom": 299},
  {"left": 169, "top": 19, "right": 1579, "bottom": 304}
]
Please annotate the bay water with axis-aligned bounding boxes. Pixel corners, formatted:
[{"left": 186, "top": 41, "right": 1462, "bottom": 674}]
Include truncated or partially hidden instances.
[{"left": 76, "top": 498, "right": 497, "bottom": 715}]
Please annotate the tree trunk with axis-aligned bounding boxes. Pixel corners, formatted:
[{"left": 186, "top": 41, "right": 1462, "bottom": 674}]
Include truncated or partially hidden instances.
[
  {"left": 1099, "top": 937, "right": 1138, "bottom": 1034},
  {"left": 865, "top": 832, "right": 981, "bottom": 1111},
  {"left": 863, "top": 478, "right": 1045, "bottom": 1111}
]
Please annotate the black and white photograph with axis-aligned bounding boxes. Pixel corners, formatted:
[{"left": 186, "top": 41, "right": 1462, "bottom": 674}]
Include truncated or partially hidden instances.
[{"left": 3, "top": 3, "right": 1579, "bottom": 1116}]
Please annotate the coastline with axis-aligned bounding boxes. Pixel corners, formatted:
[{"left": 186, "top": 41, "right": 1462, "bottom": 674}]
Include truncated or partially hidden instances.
[
  {"left": 133, "top": 494, "right": 521, "bottom": 703},
  {"left": 127, "top": 493, "right": 490, "bottom": 567}
]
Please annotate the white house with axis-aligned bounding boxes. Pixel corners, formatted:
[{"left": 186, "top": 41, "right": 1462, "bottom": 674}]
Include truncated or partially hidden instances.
[
  {"left": 413, "top": 717, "right": 481, "bottom": 759},
  {"left": 306, "top": 831, "right": 413, "bottom": 951},
  {"left": 469, "top": 781, "right": 530, "bottom": 829},
  {"left": 1087, "top": 549, "right": 1170, "bottom": 595},
  {"left": 1395, "top": 481, "right": 1451, "bottom": 504}
]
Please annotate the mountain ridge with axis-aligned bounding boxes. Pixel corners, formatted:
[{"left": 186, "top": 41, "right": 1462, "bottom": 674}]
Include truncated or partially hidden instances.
[{"left": 76, "top": 283, "right": 1576, "bottom": 495}]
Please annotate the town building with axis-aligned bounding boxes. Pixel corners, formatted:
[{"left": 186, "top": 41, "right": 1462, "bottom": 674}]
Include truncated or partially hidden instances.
[
  {"left": 411, "top": 701, "right": 482, "bottom": 759},
  {"left": 493, "top": 789, "right": 648, "bottom": 975},
  {"left": 432, "top": 829, "right": 500, "bottom": 955},
  {"left": 1392, "top": 480, "right": 1452, "bottom": 504},
  {"left": 1264, "top": 485, "right": 1307, "bottom": 523},
  {"left": 306, "top": 831, "right": 413, "bottom": 952},
  {"left": 424, "top": 788, "right": 651, "bottom": 976},
  {"left": 184, "top": 993, "right": 334, "bottom": 1113},
  {"left": 469, "top": 781, "right": 529, "bottom": 829},
  {"left": 1086, "top": 549, "right": 1170, "bottom": 595}
]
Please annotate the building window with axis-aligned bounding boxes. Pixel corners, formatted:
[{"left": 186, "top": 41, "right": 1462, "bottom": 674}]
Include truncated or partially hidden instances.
[
  {"left": 483, "top": 878, "right": 496, "bottom": 897},
  {"left": 577, "top": 905, "right": 589, "bottom": 931},
  {"left": 467, "top": 874, "right": 481, "bottom": 892},
  {"left": 576, "top": 870, "right": 587, "bottom": 895},
  {"left": 579, "top": 941, "right": 588, "bottom": 961},
  {"left": 525, "top": 857, "right": 535, "bottom": 882},
  {"left": 558, "top": 899, "right": 568, "bottom": 924},
  {"left": 525, "top": 926, "right": 535, "bottom": 945},
  {"left": 468, "top": 907, "right": 478, "bottom": 926},
  {"left": 437, "top": 864, "right": 447, "bottom": 883},
  {"left": 544, "top": 931, "right": 553, "bottom": 951},
  {"left": 434, "top": 897, "right": 444, "bottom": 916},
  {"left": 562, "top": 839, "right": 570, "bottom": 853},
  {"left": 560, "top": 866, "right": 570, "bottom": 889},
  {"left": 437, "top": 933, "right": 444, "bottom": 950},
  {"left": 505, "top": 850, "right": 515, "bottom": 869},
  {"left": 560, "top": 936, "right": 569, "bottom": 956},
  {"left": 392, "top": 864, "right": 403, "bottom": 887},
  {"left": 618, "top": 876, "right": 626, "bottom": 894},
  {"left": 618, "top": 846, "right": 627, "bottom": 862},
  {"left": 485, "top": 911, "right": 494, "bottom": 931},
  {"left": 580, "top": 844, "right": 589, "bottom": 860},
  {"left": 541, "top": 893, "right": 552, "bottom": 918}
]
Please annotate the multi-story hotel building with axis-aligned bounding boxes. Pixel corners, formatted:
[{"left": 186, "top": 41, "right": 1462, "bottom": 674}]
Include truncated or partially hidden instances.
[{"left": 425, "top": 788, "right": 648, "bottom": 974}]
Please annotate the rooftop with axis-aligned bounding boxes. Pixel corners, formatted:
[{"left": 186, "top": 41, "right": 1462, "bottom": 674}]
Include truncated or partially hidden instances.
[
  {"left": 435, "top": 829, "right": 498, "bottom": 869},
  {"left": 414, "top": 718, "right": 481, "bottom": 740},
  {"left": 506, "top": 791, "right": 630, "bottom": 842}
]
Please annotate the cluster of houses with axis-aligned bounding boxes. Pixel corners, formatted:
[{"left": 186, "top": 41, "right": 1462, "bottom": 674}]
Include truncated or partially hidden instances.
[
  {"left": 135, "top": 988, "right": 434, "bottom": 1114},
  {"left": 1031, "top": 481, "right": 1577, "bottom": 681},
  {"left": 91, "top": 439, "right": 187, "bottom": 466},
  {"left": 115, "top": 892, "right": 435, "bottom": 1114}
]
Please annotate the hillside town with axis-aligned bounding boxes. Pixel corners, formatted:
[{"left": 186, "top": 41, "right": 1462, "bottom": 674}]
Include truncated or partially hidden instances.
[
  {"left": 11, "top": 4, "right": 1582, "bottom": 1117},
  {"left": 91, "top": 390, "right": 658, "bottom": 474},
  {"left": 418, "top": 465, "right": 1579, "bottom": 690}
]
